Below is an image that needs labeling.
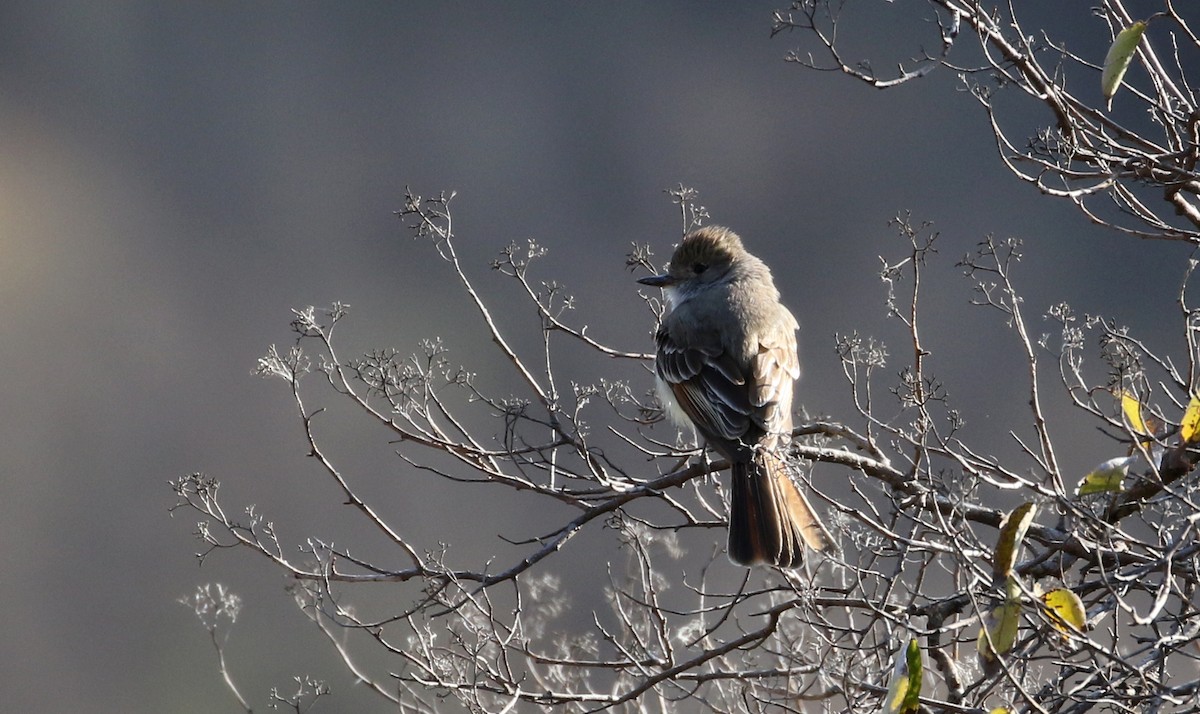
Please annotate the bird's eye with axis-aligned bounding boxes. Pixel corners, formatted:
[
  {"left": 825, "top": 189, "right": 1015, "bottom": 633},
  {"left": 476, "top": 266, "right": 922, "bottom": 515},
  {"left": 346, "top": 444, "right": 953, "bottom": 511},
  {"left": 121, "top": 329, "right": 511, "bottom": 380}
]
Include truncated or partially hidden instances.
[{"left": 693, "top": 263, "right": 708, "bottom": 274}]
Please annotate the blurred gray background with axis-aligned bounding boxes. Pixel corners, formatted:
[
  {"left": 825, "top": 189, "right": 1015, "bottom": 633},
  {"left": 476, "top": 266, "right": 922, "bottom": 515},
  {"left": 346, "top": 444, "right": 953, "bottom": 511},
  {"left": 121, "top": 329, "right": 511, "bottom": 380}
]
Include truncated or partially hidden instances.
[{"left": 1, "top": 2, "right": 1189, "bottom": 712}]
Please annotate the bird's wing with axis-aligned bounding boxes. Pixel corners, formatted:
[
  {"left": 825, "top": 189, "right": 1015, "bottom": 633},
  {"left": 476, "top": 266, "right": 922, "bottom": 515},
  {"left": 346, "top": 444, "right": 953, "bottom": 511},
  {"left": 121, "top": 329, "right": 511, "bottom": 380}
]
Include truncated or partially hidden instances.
[
  {"left": 749, "top": 328, "right": 800, "bottom": 433},
  {"left": 654, "top": 326, "right": 753, "bottom": 443}
]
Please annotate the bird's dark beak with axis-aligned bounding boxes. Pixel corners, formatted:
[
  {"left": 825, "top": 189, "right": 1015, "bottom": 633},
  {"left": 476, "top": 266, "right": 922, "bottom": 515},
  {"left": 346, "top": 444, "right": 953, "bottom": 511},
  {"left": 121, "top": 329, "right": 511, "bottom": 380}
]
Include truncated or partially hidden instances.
[{"left": 637, "top": 273, "right": 674, "bottom": 287}]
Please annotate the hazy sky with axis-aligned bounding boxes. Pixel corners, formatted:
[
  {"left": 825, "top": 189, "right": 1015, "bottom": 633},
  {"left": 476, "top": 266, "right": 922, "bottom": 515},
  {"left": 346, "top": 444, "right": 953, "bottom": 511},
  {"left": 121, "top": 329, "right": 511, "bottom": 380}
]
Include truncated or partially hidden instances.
[{"left": 1, "top": 3, "right": 1189, "bottom": 712}]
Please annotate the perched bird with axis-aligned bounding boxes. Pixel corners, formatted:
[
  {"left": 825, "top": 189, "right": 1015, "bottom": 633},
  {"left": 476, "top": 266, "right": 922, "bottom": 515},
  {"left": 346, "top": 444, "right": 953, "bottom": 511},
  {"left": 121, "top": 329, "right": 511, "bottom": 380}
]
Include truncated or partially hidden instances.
[{"left": 638, "top": 226, "right": 833, "bottom": 567}]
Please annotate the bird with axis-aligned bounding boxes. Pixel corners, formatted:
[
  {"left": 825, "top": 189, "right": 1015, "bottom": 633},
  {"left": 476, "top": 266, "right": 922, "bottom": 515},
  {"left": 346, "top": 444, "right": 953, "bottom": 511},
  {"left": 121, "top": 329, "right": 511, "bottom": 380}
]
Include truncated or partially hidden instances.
[{"left": 638, "top": 225, "right": 834, "bottom": 567}]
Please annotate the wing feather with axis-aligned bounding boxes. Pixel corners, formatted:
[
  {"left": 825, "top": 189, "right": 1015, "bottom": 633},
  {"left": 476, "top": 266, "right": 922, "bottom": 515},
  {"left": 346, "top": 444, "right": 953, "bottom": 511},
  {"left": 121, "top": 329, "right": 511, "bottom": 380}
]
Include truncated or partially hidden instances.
[{"left": 655, "top": 327, "right": 752, "bottom": 444}]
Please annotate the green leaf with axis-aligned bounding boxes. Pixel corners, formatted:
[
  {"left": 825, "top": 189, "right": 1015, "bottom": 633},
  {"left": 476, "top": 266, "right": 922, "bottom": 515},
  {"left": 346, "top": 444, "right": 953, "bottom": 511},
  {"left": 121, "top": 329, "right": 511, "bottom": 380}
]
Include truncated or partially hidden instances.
[
  {"left": 978, "top": 577, "right": 1022, "bottom": 672},
  {"left": 993, "top": 502, "right": 1036, "bottom": 578},
  {"left": 1077, "top": 455, "right": 1137, "bottom": 496},
  {"left": 1102, "top": 21, "right": 1147, "bottom": 109},
  {"left": 1041, "top": 588, "right": 1086, "bottom": 639},
  {"left": 883, "top": 638, "right": 922, "bottom": 714}
]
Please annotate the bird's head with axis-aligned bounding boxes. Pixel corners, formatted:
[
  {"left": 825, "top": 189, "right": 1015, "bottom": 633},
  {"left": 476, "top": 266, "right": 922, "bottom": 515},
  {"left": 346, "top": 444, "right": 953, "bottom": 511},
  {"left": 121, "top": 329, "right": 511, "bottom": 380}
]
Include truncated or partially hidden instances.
[{"left": 637, "top": 226, "right": 744, "bottom": 297}]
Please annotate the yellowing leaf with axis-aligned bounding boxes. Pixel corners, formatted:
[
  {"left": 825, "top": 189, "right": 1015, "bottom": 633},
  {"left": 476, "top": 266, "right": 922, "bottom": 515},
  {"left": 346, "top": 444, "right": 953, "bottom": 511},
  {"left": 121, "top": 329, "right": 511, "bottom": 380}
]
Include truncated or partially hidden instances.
[
  {"left": 1182, "top": 392, "right": 1200, "bottom": 443},
  {"left": 1077, "top": 455, "right": 1137, "bottom": 496},
  {"left": 1102, "top": 21, "right": 1148, "bottom": 109},
  {"left": 1120, "top": 390, "right": 1150, "bottom": 437},
  {"left": 994, "top": 503, "right": 1036, "bottom": 578},
  {"left": 883, "top": 638, "right": 922, "bottom": 714},
  {"left": 1041, "top": 588, "right": 1086, "bottom": 638},
  {"left": 978, "top": 577, "right": 1022, "bottom": 672}
]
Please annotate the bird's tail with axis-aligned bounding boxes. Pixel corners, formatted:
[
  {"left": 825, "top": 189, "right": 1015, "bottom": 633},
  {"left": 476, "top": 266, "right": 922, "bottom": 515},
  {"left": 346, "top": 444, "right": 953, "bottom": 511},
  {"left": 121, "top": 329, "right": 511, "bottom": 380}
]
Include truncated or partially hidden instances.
[{"left": 727, "top": 450, "right": 834, "bottom": 567}]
